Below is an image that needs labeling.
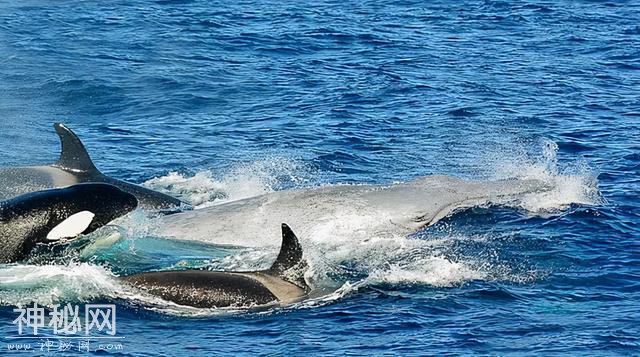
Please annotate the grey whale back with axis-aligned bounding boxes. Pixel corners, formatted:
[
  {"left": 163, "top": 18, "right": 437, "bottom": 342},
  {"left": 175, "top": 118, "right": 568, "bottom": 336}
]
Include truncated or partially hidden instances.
[{"left": 157, "top": 175, "right": 551, "bottom": 247}]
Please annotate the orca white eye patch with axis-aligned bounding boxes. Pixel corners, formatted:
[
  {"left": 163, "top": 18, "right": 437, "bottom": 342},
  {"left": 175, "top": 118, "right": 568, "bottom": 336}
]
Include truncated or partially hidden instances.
[{"left": 46, "top": 211, "right": 95, "bottom": 241}]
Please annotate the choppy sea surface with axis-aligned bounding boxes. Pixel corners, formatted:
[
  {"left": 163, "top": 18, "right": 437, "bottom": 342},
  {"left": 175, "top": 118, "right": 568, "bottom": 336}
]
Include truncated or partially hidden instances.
[{"left": 0, "top": 0, "right": 638, "bottom": 355}]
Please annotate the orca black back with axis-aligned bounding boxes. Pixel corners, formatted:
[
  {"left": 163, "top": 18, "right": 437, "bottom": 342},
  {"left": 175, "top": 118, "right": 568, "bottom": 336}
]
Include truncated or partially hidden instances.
[{"left": 121, "top": 224, "right": 310, "bottom": 308}]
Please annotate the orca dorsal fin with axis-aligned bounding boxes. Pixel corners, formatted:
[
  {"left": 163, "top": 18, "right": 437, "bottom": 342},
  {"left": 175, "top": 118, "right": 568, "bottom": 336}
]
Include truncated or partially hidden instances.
[
  {"left": 53, "top": 123, "right": 98, "bottom": 173},
  {"left": 268, "top": 224, "right": 309, "bottom": 290},
  {"left": 269, "top": 224, "right": 304, "bottom": 274}
]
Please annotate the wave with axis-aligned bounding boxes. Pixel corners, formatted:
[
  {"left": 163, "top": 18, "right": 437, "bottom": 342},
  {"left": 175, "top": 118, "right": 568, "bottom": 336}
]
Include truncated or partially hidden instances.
[{"left": 0, "top": 263, "right": 121, "bottom": 306}]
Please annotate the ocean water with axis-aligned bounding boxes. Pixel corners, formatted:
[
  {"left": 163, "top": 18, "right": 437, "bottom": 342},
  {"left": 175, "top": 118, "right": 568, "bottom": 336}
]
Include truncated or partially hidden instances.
[{"left": 0, "top": 0, "right": 639, "bottom": 355}]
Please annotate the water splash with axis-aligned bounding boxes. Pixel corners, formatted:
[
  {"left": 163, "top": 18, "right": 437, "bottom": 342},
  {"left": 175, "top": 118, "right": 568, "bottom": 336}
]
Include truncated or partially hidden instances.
[
  {"left": 0, "top": 263, "right": 121, "bottom": 306},
  {"left": 366, "top": 256, "right": 485, "bottom": 287},
  {"left": 487, "top": 138, "right": 602, "bottom": 212},
  {"left": 143, "top": 157, "right": 316, "bottom": 208},
  {"left": 0, "top": 144, "right": 602, "bottom": 314}
]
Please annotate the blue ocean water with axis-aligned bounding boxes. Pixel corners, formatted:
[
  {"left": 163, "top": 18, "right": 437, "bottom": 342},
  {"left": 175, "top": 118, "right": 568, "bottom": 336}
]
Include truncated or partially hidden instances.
[{"left": 0, "top": 0, "right": 639, "bottom": 355}]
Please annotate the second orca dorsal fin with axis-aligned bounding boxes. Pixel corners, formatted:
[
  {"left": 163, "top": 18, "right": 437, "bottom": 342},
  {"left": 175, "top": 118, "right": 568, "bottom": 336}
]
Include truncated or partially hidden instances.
[
  {"left": 268, "top": 224, "right": 309, "bottom": 290},
  {"left": 53, "top": 123, "right": 99, "bottom": 173}
]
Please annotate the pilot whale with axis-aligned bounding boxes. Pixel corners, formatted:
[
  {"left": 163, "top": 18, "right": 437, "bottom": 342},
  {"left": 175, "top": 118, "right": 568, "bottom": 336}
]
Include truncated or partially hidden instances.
[
  {"left": 0, "top": 183, "right": 138, "bottom": 263},
  {"left": 0, "top": 123, "right": 185, "bottom": 211},
  {"left": 156, "top": 175, "right": 551, "bottom": 247},
  {"left": 121, "top": 224, "right": 309, "bottom": 308}
]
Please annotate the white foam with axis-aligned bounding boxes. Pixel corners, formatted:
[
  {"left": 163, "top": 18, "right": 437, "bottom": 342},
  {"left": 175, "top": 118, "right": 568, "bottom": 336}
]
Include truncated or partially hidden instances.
[
  {"left": 143, "top": 157, "right": 315, "bottom": 208},
  {"left": 367, "top": 256, "right": 486, "bottom": 287},
  {"left": 0, "top": 263, "right": 122, "bottom": 306},
  {"left": 487, "top": 139, "right": 602, "bottom": 213},
  {"left": 143, "top": 171, "right": 229, "bottom": 208}
]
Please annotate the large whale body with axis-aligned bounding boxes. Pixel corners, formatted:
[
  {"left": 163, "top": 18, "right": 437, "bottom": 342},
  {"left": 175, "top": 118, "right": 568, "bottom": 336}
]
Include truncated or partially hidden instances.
[
  {"left": 157, "top": 175, "right": 550, "bottom": 247},
  {"left": 0, "top": 183, "right": 138, "bottom": 263},
  {"left": 0, "top": 123, "right": 185, "bottom": 211}
]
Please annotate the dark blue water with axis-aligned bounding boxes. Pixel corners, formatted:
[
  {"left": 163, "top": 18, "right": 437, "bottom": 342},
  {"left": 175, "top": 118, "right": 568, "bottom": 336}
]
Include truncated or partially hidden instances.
[{"left": 0, "top": 0, "right": 639, "bottom": 355}]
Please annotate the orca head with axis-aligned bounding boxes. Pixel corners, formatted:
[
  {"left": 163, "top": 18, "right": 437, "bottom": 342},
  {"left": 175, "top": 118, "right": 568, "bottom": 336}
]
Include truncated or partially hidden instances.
[
  {"left": 0, "top": 183, "right": 137, "bottom": 263},
  {"left": 42, "top": 183, "right": 138, "bottom": 242}
]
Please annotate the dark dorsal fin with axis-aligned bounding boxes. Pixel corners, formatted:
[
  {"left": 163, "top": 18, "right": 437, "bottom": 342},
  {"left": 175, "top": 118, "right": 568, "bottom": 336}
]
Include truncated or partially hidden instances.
[
  {"left": 53, "top": 123, "right": 98, "bottom": 173},
  {"left": 269, "top": 224, "right": 304, "bottom": 274},
  {"left": 268, "top": 224, "right": 308, "bottom": 290}
]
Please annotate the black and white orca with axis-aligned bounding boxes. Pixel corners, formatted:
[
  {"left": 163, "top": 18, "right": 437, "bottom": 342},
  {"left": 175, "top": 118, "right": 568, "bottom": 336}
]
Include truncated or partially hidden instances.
[
  {"left": 0, "top": 123, "right": 185, "bottom": 211},
  {"left": 121, "top": 224, "right": 310, "bottom": 308},
  {"left": 0, "top": 183, "right": 138, "bottom": 263}
]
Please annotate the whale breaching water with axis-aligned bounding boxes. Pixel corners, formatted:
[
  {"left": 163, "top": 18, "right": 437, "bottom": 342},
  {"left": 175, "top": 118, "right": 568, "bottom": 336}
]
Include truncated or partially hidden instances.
[
  {"left": 121, "top": 224, "right": 310, "bottom": 308},
  {"left": 155, "top": 175, "right": 552, "bottom": 247},
  {"left": 0, "top": 123, "right": 185, "bottom": 212},
  {"left": 0, "top": 183, "right": 138, "bottom": 263}
]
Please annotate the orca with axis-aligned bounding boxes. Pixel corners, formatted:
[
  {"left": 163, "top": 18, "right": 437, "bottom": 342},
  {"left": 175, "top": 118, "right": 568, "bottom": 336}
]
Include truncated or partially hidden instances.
[
  {"left": 0, "top": 183, "right": 138, "bottom": 264},
  {"left": 156, "top": 175, "right": 552, "bottom": 247},
  {"left": 0, "top": 123, "right": 186, "bottom": 211},
  {"left": 120, "top": 224, "right": 309, "bottom": 308}
]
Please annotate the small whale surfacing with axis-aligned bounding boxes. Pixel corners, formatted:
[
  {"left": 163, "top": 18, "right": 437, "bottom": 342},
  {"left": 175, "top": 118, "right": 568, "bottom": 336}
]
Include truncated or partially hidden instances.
[{"left": 120, "top": 224, "right": 309, "bottom": 309}]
